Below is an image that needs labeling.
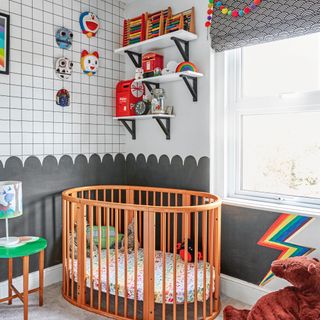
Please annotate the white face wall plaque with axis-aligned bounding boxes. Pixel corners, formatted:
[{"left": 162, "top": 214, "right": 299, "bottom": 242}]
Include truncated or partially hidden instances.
[{"left": 55, "top": 57, "right": 73, "bottom": 80}]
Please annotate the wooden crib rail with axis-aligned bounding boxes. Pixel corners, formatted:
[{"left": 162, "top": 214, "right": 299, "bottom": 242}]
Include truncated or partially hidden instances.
[{"left": 62, "top": 185, "right": 222, "bottom": 320}]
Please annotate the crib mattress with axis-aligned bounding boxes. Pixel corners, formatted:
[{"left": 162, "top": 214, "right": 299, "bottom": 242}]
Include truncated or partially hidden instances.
[{"left": 70, "top": 249, "right": 214, "bottom": 304}]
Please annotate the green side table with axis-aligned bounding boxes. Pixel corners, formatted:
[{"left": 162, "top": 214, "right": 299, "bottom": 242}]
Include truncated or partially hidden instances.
[{"left": 0, "top": 237, "right": 47, "bottom": 320}]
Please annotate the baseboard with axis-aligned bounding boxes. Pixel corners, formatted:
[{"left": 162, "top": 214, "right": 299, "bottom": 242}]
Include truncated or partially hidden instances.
[
  {"left": 221, "top": 273, "right": 272, "bottom": 306},
  {"left": 0, "top": 264, "right": 62, "bottom": 299}
]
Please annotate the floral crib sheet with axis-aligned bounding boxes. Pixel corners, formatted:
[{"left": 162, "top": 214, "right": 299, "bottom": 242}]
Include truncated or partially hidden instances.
[{"left": 70, "top": 249, "right": 215, "bottom": 304}]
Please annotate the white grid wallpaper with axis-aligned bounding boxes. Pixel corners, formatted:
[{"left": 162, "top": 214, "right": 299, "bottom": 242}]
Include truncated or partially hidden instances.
[{"left": 0, "top": 0, "right": 126, "bottom": 163}]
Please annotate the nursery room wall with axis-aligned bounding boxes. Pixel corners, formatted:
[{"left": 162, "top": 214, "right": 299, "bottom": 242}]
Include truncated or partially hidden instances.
[
  {"left": 122, "top": 0, "right": 320, "bottom": 303},
  {"left": 124, "top": 0, "right": 211, "bottom": 161},
  {"left": 0, "top": 0, "right": 127, "bottom": 284}
]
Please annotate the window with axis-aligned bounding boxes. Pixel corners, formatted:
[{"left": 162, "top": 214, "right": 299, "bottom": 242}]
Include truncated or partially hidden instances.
[{"left": 224, "top": 34, "right": 320, "bottom": 208}]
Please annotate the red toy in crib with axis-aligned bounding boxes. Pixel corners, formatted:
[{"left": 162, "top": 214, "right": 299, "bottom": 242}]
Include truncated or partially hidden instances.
[{"left": 177, "top": 239, "right": 203, "bottom": 262}]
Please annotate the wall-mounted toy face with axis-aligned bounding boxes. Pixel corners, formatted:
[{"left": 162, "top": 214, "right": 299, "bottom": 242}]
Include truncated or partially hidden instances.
[
  {"left": 56, "top": 27, "right": 73, "bottom": 49},
  {"left": 55, "top": 57, "right": 73, "bottom": 80},
  {"left": 79, "top": 12, "right": 100, "bottom": 38},
  {"left": 56, "top": 89, "right": 70, "bottom": 107},
  {"left": 81, "top": 50, "right": 99, "bottom": 76}
]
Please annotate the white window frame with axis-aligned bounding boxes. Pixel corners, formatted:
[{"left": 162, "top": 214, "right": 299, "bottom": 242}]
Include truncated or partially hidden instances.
[{"left": 212, "top": 46, "right": 320, "bottom": 216}]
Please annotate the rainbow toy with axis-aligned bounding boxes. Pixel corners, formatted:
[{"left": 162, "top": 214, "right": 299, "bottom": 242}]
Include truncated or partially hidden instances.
[
  {"left": 258, "top": 213, "right": 315, "bottom": 286},
  {"left": 176, "top": 61, "right": 198, "bottom": 73}
]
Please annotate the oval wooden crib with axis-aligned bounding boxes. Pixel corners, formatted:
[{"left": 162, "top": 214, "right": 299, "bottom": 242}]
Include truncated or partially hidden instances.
[{"left": 62, "top": 186, "right": 222, "bottom": 320}]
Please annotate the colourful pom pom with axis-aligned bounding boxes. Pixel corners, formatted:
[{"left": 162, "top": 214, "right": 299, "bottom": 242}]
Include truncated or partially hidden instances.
[
  {"left": 228, "top": 10, "right": 232, "bottom": 15},
  {"left": 254, "top": 0, "right": 261, "bottom": 4},
  {"left": 238, "top": 10, "right": 244, "bottom": 16},
  {"left": 207, "top": 15, "right": 212, "bottom": 20},
  {"left": 244, "top": 7, "right": 251, "bottom": 14},
  {"left": 250, "top": 3, "right": 257, "bottom": 9},
  {"left": 232, "top": 10, "right": 239, "bottom": 17},
  {"left": 209, "top": 0, "right": 213, "bottom": 3},
  {"left": 207, "top": 9, "right": 213, "bottom": 14},
  {"left": 205, "top": 21, "right": 211, "bottom": 27},
  {"left": 216, "top": 1, "right": 222, "bottom": 8},
  {"left": 222, "top": 8, "right": 228, "bottom": 14}
]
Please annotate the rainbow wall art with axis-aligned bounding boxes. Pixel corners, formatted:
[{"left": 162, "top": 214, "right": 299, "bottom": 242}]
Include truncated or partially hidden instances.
[
  {"left": 0, "top": 13, "right": 9, "bottom": 74},
  {"left": 258, "top": 213, "right": 315, "bottom": 286}
]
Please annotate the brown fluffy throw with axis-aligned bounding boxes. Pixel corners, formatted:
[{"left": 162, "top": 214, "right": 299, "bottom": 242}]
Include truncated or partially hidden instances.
[{"left": 224, "top": 256, "right": 320, "bottom": 320}]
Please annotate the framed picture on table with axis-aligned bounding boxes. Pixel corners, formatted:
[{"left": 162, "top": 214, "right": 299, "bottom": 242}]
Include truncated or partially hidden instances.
[{"left": 0, "top": 12, "right": 10, "bottom": 75}]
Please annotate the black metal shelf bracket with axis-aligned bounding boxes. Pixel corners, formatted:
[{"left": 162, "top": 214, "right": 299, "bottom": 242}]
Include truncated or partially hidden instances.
[
  {"left": 171, "top": 37, "right": 190, "bottom": 62},
  {"left": 143, "top": 81, "right": 160, "bottom": 92},
  {"left": 180, "top": 75, "right": 198, "bottom": 102},
  {"left": 154, "top": 117, "right": 171, "bottom": 140},
  {"left": 124, "top": 50, "right": 142, "bottom": 68},
  {"left": 119, "top": 119, "right": 136, "bottom": 140}
]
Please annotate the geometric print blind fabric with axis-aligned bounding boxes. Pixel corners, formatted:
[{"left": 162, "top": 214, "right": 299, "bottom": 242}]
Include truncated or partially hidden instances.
[
  {"left": 0, "top": 0, "right": 125, "bottom": 163},
  {"left": 210, "top": 0, "right": 320, "bottom": 51}
]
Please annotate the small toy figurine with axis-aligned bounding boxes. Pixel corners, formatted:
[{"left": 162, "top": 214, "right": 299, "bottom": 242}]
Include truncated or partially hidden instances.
[
  {"left": 55, "top": 57, "right": 73, "bottom": 80},
  {"left": 135, "top": 68, "right": 144, "bottom": 80},
  {"left": 177, "top": 239, "right": 203, "bottom": 263},
  {"left": 56, "top": 89, "right": 70, "bottom": 107},
  {"left": 55, "top": 27, "right": 73, "bottom": 49},
  {"left": 79, "top": 12, "right": 100, "bottom": 38},
  {"left": 224, "top": 256, "right": 320, "bottom": 320},
  {"left": 81, "top": 50, "right": 99, "bottom": 76},
  {"left": 154, "top": 67, "right": 162, "bottom": 77}
]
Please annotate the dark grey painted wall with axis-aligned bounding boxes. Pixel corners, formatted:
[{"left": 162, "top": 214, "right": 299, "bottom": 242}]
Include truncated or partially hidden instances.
[
  {"left": 0, "top": 154, "right": 126, "bottom": 282},
  {"left": 0, "top": 152, "right": 282, "bottom": 287},
  {"left": 124, "top": 154, "right": 282, "bottom": 286}
]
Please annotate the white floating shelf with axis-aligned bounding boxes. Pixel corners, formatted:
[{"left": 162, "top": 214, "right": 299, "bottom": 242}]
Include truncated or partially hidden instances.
[
  {"left": 114, "top": 30, "right": 198, "bottom": 55},
  {"left": 135, "top": 71, "right": 203, "bottom": 84},
  {"left": 113, "top": 114, "right": 175, "bottom": 121}
]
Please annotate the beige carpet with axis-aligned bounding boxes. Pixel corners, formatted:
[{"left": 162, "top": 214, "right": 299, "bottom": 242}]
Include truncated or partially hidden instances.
[{"left": 0, "top": 283, "right": 250, "bottom": 319}]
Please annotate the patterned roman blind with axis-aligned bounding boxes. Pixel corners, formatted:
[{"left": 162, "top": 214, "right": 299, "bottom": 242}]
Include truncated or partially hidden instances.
[{"left": 210, "top": 0, "right": 320, "bottom": 51}]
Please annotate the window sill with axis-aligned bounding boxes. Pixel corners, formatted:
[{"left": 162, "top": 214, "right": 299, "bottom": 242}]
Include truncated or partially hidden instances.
[{"left": 222, "top": 197, "right": 320, "bottom": 218}]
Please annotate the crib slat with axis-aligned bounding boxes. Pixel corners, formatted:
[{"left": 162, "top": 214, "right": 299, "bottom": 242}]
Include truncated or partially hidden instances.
[
  {"left": 194, "top": 211, "right": 199, "bottom": 320},
  {"left": 162, "top": 212, "right": 166, "bottom": 319},
  {"left": 214, "top": 206, "right": 222, "bottom": 313},
  {"left": 119, "top": 191, "right": 122, "bottom": 231},
  {"left": 98, "top": 206, "right": 102, "bottom": 310},
  {"left": 111, "top": 190, "right": 114, "bottom": 226},
  {"left": 71, "top": 205, "right": 75, "bottom": 300},
  {"left": 184, "top": 212, "right": 188, "bottom": 320},
  {"left": 103, "top": 190, "right": 107, "bottom": 226},
  {"left": 134, "top": 210, "right": 138, "bottom": 320},
  {"left": 62, "top": 200, "right": 66, "bottom": 295},
  {"left": 209, "top": 209, "right": 214, "bottom": 314},
  {"left": 124, "top": 210, "right": 128, "bottom": 318},
  {"left": 106, "top": 207, "right": 110, "bottom": 313},
  {"left": 167, "top": 211, "right": 171, "bottom": 252},
  {"left": 76, "top": 204, "right": 86, "bottom": 305},
  {"left": 115, "top": 209, "right": 119, "bottom": 315},
  {"left": 89, "top": 206, "right": 94, "bottom": 308},
  {"left": 66, "top": 201, "right": 70, "bottom": 297},
  {"left": 202, "top": 210, "right": 208, "bottom": 319},
  {"left": 173, "top": 212, "right": 177, "bottom": 320},
  {"left": 139, "top": 191, "right": 142, "bottom": 244}
]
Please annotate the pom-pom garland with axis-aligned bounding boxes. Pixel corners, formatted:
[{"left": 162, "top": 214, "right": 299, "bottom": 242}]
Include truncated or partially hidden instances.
[
  {"left": 215, "top": 0, "right": 262, "bottom": 17},
  {"left": 205, "top": 0, "right": 262, "bottom": 27}
]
